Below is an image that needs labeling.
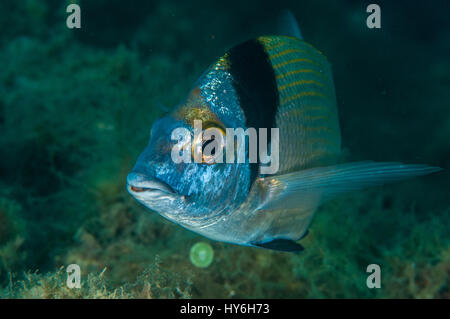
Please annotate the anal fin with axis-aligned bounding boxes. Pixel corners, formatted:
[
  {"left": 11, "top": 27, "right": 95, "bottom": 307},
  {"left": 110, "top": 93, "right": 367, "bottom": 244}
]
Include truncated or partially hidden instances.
[{"left": 251, "top": 238, "right": 304, "bottom": 253}]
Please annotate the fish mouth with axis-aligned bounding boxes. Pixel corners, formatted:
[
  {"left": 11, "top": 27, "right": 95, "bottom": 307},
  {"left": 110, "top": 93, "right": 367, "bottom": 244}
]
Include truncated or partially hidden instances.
[
  {"left": 129, "top": 186, "right": 150, "bottom": 193},
  {"left": 127, "top": 173, "right": 176, "bottom": 197}
]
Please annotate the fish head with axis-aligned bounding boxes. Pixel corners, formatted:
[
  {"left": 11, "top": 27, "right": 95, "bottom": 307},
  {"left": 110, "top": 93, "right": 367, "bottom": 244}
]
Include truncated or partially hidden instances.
[{"left": 127, "top": 87, "right": 251, "bottom": 227}]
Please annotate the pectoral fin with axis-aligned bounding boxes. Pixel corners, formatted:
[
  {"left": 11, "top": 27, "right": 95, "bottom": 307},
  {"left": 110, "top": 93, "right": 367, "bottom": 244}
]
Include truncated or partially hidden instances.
[{"left": 258, "top": 161, "right": 441, "bottom": 212}]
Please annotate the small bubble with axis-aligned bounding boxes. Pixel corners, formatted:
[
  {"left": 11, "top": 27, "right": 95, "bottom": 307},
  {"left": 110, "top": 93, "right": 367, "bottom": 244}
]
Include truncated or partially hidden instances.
[{"left": 189, "top": 242, "right": 214, "bottom": 268}]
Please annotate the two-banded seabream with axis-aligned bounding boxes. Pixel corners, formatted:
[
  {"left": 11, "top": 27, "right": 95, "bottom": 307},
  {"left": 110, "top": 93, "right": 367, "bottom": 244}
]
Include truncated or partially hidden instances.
[{"left": 127, "top": 13, "right": 440, "bottom": 252}]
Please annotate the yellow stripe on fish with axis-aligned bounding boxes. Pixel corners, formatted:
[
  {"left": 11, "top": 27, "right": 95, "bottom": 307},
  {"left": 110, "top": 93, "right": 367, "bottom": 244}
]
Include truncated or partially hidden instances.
[
  {"left": 269, "top": 48, "right": 309, "bottom": 59},
  {"left": 278, "top": 105, "right": 328, "bottom": 116},
  {"left": 280, "top": 91, "right": 328, "bottom": 105},
  {"left": 278, "top": 79, "right": 325, "bottom": 91},
  {"left": 276, "top": 69, "right": 326, "bottom": 81},
  {"left": 272, "top": 58, "right": 323, "bottom": 69}
]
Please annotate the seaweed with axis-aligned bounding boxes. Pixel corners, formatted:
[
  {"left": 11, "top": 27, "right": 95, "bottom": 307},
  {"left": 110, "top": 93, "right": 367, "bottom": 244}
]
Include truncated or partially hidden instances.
[{"left": 3, "top": 259, "right": 192, "bottom": 299}]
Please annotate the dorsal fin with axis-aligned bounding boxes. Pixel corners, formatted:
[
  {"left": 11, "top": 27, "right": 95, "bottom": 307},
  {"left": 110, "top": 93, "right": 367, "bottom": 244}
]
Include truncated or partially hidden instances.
[{"left": 276, "top": 10, "right": 303, "bottom": 39}]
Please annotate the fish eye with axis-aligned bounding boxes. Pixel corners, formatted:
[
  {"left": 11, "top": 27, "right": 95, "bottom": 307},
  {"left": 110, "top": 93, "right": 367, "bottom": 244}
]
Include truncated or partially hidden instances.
[{"left": 192, "top": 126, "right": 226, "bottom": 164}]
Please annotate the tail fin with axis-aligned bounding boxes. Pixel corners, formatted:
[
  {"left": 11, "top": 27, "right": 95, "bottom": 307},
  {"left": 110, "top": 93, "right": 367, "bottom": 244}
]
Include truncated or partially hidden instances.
[
  {"left": 276, "top": 9, "right": 303, "bottom": 39},
  {"left": 259, "top": 161, "right": 442, "bottom": 212}
]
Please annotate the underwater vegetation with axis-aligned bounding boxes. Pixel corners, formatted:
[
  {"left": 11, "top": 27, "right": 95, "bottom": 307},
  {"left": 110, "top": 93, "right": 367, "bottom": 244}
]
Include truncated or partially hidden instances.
[
  {"left": 3, "top": 260, "right": 192, "bottom": 299},
  {"left": 0, "top": 0, "right": 449, "bottom": 298}
]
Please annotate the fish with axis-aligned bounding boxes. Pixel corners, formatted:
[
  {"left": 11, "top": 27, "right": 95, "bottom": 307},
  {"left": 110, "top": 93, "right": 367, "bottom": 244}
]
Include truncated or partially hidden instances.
[{"left": 126, "top": 11, "right": 441, "bottom": 252}]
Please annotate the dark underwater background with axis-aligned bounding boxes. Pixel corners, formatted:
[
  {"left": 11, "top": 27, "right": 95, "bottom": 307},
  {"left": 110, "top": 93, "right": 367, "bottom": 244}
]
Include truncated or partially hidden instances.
[{"left": 0, "top": 0, "right": 449, "bottom": 298}]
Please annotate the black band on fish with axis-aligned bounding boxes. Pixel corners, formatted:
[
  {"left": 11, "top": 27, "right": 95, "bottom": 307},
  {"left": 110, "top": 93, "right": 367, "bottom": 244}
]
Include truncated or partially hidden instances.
[{"left": 226, "top": 39, "right": 280, "bottom": 185}]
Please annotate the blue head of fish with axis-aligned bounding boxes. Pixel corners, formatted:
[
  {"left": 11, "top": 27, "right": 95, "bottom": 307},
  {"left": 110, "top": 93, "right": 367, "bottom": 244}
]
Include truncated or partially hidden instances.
[{"left": 126, "top": 93, "right": 251, "bottom": 227}]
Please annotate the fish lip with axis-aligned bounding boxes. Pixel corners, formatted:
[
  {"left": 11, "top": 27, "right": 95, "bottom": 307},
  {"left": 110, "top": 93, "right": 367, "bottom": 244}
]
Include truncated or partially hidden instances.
[
  {"left": 129, "top": 185, "right": 170, "bottom": 193},
  {"left": 126, "top": 173, "right": 176, "bottom": 196},
  {"left": 129, "top": 185, "right": 150, "bottom": 193}
]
